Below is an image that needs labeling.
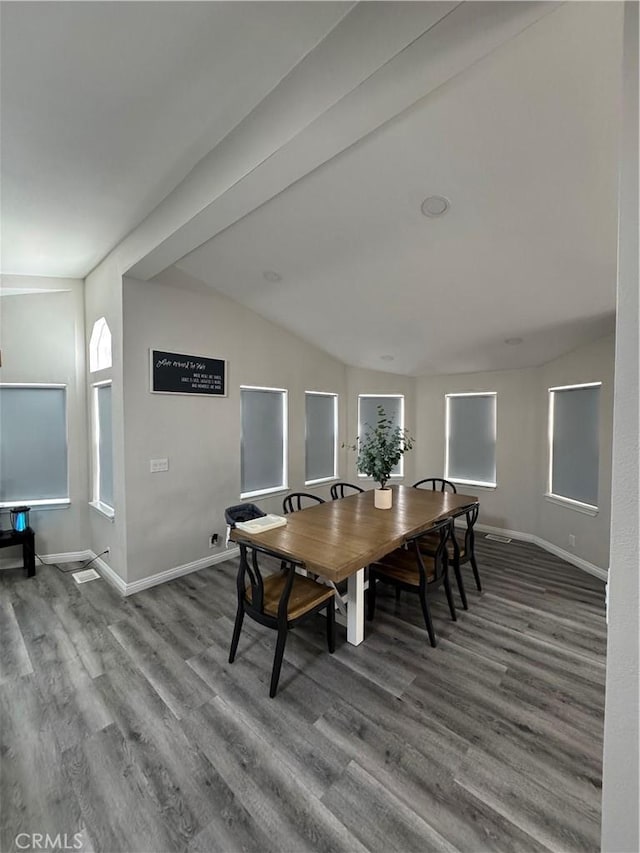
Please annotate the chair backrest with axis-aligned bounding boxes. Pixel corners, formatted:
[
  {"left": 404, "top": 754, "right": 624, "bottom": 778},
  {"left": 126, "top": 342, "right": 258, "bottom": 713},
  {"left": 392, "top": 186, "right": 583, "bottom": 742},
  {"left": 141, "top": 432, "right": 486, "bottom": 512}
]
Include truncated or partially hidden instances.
[
  {"left": 413, "top": 477, "right": 457, "bottom": 493},
  {"left": 282, "top": 492, "right": 325, "bottom": 514},
  {"left": 454, "top": 502, "right": 479, "bottom": 553},
  {"left": 411, "top": 517, "right": 452, "bottom": 585},
  {"left": 330, "top": 482, "right": 364, "bottom": 500},
  {"left": 237, "top": 542, "right": 302, "bottom": 626}
]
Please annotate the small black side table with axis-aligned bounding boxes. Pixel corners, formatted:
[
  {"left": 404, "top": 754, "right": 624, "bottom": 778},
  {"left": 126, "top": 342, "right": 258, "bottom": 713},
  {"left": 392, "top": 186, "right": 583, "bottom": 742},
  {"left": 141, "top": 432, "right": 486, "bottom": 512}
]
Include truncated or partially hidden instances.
[{"left": 0, "top": 527, "right": 36, "bottom": 577}]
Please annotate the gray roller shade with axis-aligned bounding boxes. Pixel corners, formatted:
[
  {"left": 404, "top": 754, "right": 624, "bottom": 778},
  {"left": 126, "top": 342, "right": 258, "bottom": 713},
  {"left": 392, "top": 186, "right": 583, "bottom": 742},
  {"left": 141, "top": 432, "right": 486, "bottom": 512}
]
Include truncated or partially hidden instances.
[
  {"left": 306, "top": 393, "right": 337, "bottom": 483},
  {"left": 241, "top": 388, "right": 286, "bottom": 495},
  {"left": 446, "top": 394, "right": 497, "bottom": 486},
  {"left": 0, "top": 386, "right": 68, "bottom": 502},
  {"left": 550, "top": 385, "right": 600, "bottom": 506},
  {"left": 358, "top": 396, "right": 404, "bottom": 477},
  {"left": 97, "top": 384, "right": 114, "bottom": 508}
]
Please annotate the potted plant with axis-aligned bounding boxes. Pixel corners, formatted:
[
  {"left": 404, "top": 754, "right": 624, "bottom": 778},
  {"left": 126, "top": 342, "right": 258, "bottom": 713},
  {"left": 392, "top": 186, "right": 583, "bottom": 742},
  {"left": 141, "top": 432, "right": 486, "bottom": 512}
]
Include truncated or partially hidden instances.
[{"left": 346, "top": 405, "right": 415, "bottom": 509}]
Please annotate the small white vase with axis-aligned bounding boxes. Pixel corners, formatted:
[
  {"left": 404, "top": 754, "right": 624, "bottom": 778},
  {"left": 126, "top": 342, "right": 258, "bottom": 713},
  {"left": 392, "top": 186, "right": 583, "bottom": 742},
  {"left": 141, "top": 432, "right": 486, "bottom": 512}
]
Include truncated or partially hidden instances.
[{"left": 374, "top": 488, "right": 392, "bottom": 510}]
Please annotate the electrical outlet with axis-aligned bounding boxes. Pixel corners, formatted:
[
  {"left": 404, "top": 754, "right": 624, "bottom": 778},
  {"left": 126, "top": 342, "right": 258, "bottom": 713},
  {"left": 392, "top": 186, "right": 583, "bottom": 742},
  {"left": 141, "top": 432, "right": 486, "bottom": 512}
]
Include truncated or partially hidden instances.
[
  {"left": 105, "top": 546, "right": 110, "bottom": 554},
  {"left": 568, "top": 534, "right": 576, "bottom": 548},
  {"left": 209, "top": 533, "right": 219, "bottom": 548}
]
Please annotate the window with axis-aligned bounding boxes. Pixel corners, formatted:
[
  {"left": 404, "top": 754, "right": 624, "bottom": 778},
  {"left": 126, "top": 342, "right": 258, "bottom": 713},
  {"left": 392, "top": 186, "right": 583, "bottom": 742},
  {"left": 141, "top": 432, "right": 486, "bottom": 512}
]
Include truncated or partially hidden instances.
[
  {"left": 548, "top": 383, "right": 600, "bottom": 509},
  {"left": 0, "top": 385, "right": 69, "bottom": 506},
  {"left": 240, "top": 387, "right": 287, "bottom": 497},
  {"left": 445, "top": 392, "right": 497, "bottom": 487},
  {"left": 92, "top": 381, "right": 114, "bottom": 513},
  {"left": 305, "top": 392, "right": 338, "bottom": 484},
  {"left": 89, "top": 317, "right": 112, "bottom": 372},
  {"left": 358, "top": 395, "right": 405, "bottom": 478}
]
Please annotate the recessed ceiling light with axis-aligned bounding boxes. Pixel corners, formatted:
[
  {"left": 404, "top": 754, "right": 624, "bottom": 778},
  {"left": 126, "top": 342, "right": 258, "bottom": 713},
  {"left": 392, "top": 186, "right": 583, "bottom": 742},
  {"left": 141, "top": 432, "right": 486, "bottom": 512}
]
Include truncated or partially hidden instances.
[
  {"left": 380, "top": 355, "right": 394, "bottom": 362},
  {"left": 421, "top": 195, "right": 450, "bottom": 217},
  {"left": 504, "top": 337, "right": 523, "bottom": 345},
  {"left": 262, "top": 270, "right": 282, "bottom": 283}
]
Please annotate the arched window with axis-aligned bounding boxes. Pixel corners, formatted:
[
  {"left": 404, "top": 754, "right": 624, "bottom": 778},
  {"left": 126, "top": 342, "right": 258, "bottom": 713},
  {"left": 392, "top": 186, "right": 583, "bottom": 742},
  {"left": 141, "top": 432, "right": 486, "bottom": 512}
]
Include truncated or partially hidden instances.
[{"left": 89, "top": 317, "right": 112, "bottom": 372}]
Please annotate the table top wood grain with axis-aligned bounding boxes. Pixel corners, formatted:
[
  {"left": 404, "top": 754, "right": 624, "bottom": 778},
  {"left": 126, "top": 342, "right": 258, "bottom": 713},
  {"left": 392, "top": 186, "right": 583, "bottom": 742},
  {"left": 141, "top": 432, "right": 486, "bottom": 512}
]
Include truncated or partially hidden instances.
[{"left": 230, "top": 485, "right": 478, "bottom": 583}]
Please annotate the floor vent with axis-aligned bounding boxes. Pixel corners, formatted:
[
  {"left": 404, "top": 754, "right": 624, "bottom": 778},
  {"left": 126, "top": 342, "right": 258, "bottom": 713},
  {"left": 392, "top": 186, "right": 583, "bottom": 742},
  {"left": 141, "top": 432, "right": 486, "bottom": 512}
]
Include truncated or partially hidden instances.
[
  {"left": 73, "top": 568, "right": 101, "bottom": 584},
  {"left": 485, "top": 533, "right": 513, "bottom": 544}
]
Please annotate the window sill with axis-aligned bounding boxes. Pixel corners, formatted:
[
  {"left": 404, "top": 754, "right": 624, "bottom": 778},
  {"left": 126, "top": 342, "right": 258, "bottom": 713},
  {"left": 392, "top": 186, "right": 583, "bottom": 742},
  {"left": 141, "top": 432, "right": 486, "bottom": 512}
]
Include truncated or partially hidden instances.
[
  {"left": 240, "top": 486, "right": 289, "bottom": 501},
  {"left": 544, "top": 494, "right": 599, "bottom": 516},
  {"left": 89, "top": 501, "right": 115, "bottom": 520},
  {"left": 450, "top": 481, "right": 497, "bottom": 492},
  {"left": 0, "top": 499, "right": 70, "bottom": 511},
  {"left": 305, "top": 477, "right": 339, "bottom": 487}
]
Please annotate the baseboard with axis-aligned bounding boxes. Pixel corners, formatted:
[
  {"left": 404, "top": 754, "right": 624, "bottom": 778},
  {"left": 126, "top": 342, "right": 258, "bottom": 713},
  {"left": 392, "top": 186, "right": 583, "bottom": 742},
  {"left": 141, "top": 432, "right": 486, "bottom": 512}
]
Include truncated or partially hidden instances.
[
  {"left": 93, "top": 554, "right": 127, "bottom": 595},
  {"left": 0, "top": 549, "right": 91, "bottom": 571},
  {"left": 123, "top": 547, "right": 240, "bottom": 596},
  {"left": 474, "top": 522, "right": 609, "bottom": 581}
]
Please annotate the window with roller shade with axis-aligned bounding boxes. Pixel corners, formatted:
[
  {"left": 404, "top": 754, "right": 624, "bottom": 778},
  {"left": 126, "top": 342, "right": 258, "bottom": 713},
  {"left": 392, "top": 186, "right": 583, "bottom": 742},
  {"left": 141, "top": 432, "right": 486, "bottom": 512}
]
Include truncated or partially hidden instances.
[
  {"left": 445, "top": 393, "right": 497, "bottom": 487},
  {"left": 548, "top": 383, "right": 600, "bottom": 509},
  {"left": 92, "top": 381, "right": 114, "bottom": 512},
  {"left": 240, "top": 387, "right": 288, "bottom": 497},
  {"left": 305, "top": 392, "right": 338, "bottom": 484},
  {"left": 0, "top": 384, "right": 69, "bottom": 506},
  {"left": 358, "top": 395, "right": 405, "bottom": 478}
]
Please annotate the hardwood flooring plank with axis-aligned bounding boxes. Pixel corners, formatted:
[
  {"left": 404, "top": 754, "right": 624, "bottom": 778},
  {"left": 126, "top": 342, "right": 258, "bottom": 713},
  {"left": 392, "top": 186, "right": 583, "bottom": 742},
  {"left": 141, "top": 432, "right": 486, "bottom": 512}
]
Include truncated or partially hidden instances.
[
  {"left": 108, "top": 615, "right": 214, "bottom": 719},
  {"left": 0, "top": 597, "right": 33, "bottom": 684},
  {"left": 182, "top": 697, "right": 369, "bottom": 853}
]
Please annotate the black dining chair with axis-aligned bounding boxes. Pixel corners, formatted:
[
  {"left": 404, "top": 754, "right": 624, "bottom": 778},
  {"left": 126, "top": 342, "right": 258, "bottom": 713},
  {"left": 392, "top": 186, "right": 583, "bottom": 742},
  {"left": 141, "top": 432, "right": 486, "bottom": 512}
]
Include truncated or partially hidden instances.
[
  {"left": 229, "top": 542, "right": 335, "bottom": 697},
  {"left": 330, "top": 482, "right": 364, "bottom": 500},
  {"left": 283, "top": 492, "right": 325, "bottom": 514},
  {"left": 413, "top": 477, "right": 457, "bottom": 493},
  {"left": 417, "top": 502, "right": 481, "bottom": 600},
  {"left": 367, "top": 518, "right": 456, "bottom": 647}
]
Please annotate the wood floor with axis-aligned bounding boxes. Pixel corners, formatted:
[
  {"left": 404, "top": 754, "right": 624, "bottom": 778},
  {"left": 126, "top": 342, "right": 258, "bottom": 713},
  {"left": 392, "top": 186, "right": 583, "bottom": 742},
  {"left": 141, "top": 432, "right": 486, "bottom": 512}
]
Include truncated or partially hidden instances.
[{"left": 1, "top": 538, "right": 606, "bottom": 853}]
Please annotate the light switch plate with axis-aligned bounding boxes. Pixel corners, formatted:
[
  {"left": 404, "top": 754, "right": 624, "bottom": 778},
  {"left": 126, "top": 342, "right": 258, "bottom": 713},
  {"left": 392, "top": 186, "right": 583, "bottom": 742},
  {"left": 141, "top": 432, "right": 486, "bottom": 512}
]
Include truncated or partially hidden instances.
[{"left": 150, "top": 458, "right": 169, "bottom": 473}]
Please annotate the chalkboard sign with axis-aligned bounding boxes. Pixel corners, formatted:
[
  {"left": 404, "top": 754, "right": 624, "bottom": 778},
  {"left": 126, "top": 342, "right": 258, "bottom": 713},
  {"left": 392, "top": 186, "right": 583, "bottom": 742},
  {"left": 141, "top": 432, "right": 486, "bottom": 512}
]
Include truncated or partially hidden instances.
[{"left": 150, "top": 350, "right": 226, "bottom": 396}]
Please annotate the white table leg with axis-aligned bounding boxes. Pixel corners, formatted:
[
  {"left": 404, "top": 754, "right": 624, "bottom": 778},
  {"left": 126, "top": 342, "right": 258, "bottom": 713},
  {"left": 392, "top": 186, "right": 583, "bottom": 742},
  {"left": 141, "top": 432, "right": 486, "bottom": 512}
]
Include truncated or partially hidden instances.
[{"left": 347, "top": 568, "right": 365, "bottom": 645}]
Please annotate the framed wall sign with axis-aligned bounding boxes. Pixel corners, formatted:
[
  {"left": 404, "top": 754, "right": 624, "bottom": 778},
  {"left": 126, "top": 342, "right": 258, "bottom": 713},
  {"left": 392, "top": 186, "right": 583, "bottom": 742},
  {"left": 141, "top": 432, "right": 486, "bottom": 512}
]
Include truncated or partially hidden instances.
[{"left": 150, "top": 349, "right": 226, "bottom": 396}]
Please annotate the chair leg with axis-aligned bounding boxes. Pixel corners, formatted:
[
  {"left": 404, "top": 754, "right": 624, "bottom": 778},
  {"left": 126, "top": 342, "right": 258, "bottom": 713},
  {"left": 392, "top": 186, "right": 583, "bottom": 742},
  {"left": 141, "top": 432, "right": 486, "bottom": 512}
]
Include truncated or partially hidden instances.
[
  {"left": 443, "top": 571, "right": 457, "bottom": 622},
  {"left": 326, "top": 599, "right": 335, "bottom": 653},
  {"left": 269, "top": 627, "right": 288, "bottom": 698},
  {"left": 452, "top": 558, "right": 468, "bottom": 610},
  {"left": 395, "top": 586, "right": 401, "bottom": 601},
  {"left": 228, "top": 604, "right": 244, "bottom": 663},
  {"left": 419, "top": 588, "right": 437, "bottom": 647},
  {"left": 367, "top": 576, "right": 377, "bottom": 620},
  {"left": 470, "top": 554, "right": 482, "bottom": 592}
]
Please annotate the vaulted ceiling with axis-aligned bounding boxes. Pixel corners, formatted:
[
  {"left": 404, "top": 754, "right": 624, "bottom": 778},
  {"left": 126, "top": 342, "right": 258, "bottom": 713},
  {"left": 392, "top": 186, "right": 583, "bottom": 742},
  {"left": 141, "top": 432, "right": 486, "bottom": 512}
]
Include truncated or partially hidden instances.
[{"left": 1, "top": 2, "right": 624, "bottom": 375}]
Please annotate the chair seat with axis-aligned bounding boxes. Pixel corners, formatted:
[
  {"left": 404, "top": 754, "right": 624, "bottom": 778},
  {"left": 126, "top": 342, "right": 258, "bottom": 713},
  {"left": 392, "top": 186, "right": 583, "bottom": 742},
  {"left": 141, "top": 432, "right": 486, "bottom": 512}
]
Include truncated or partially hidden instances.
[
  {"left": 420, "top": 530, "right": 467, "bottom": 559},
  {"left": 371, "top": 547, "right": 437, "bottom": 587},
  {"left": 246, "top": 572, "right": 334, "bottom": 621}
]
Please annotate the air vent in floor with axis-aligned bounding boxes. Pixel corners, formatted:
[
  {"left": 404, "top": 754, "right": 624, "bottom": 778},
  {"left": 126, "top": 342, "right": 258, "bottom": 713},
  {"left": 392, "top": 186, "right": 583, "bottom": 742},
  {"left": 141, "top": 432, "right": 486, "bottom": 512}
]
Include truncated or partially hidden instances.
[
  {"left": 73, "top": 568, "right": 101, "bottom": 584},
  {"left": 485, "top": 533, "right": 513, "bottom": 544}
]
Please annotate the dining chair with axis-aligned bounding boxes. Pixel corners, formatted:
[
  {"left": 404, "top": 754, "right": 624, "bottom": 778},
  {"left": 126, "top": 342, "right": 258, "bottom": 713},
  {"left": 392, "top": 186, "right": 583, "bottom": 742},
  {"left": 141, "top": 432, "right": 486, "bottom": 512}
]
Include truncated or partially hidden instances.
[
  {"left": 367, "top": 518, "right": 455, "bottom": 647},
  {"left": 413, "top": 477, "right": 457, "bottom": 493},
  {"left": 418, "top": 503, "right": 481, "bottom": 594},
  {"left": 229, "top": 542, "right": 335, "bottom": 697},
  {"left": 283, "top": 492, "right": 325, "bottom": 513},
  {"left": 330, "top": 482, "right": 364, "bottom": 500}
]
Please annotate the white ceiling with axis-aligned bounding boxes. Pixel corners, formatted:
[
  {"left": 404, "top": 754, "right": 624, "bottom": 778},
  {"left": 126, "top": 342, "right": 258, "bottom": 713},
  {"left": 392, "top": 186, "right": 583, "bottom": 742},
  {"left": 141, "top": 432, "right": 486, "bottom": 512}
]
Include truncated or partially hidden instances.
[
  {"left": 176, "top": 1, "right": 622, "bottom": 375},
  {"left": 2, "top": 2, "right": 623, "bottom": 376},
  {"left": 0, "top": 1, "right": 350, "bottom": 277}
]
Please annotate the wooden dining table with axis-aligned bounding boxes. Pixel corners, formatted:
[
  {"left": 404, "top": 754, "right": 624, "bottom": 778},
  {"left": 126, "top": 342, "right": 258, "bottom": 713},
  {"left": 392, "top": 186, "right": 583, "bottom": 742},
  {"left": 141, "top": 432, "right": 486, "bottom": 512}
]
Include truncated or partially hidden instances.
[{"left": 230, "top": 484, "right": 478, "bottom": 645}]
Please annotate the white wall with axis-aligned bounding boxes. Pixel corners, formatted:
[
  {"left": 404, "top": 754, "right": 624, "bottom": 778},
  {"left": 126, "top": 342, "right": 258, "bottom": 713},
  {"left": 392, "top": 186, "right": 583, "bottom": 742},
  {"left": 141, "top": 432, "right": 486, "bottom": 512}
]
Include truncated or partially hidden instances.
[
  {"left": 416, "top": 367, "right": 537, "bottom": 534},
  {"left": 0, "top": 275, "right": 89, "bottom": 560},
  {"left": 536, "top": 334, "right": 615, "bottom": 569},
  {"left": 84, "top": 257, "right": 128, "bottom": 582},
  {"left": 601, "top": 3, "right": 639, "bottom": 849},
  {"left": 122, "top": 268, "right": 349, "bottom": 583},
  {"left": 415, "top": 334, "right": 615, "bottom": 570}
]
